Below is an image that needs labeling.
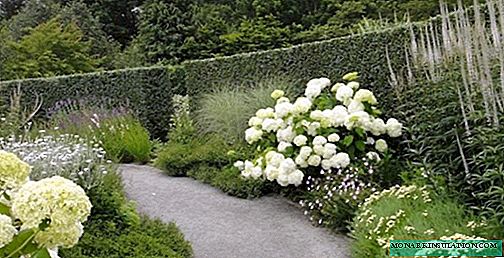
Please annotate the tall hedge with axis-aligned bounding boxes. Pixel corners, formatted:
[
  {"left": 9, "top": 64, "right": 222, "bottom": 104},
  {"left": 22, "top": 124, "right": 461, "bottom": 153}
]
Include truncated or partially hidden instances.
[
  {"left": 184, "top": 26, "right": 410, "bottom": 111},
  {"left": 0, "top": 23, "right": 415, "bottom": 139},
  {"left": 0, "top": 66, "right": 185, "bottom": 139}
]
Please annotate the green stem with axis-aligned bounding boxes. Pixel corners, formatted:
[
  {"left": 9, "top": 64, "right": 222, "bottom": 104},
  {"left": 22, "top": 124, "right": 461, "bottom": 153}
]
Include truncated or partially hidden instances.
[{"left": 6, "top": 229, "right": 40, "bottom": 258}]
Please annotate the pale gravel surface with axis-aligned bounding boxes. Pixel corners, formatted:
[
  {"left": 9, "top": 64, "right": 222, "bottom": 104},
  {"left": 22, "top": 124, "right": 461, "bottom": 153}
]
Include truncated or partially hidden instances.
[{"left": 120, "top": 164, "right": 351, "bottom": 258}]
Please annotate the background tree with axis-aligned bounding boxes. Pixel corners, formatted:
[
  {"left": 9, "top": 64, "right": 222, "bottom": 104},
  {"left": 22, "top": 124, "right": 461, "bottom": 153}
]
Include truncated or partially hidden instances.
[
  {"left": 3, "top": 18, "right": 97, "bottom": 80},
  {"left": 135, "top": 0, "right": 196, "bottom": 64}
]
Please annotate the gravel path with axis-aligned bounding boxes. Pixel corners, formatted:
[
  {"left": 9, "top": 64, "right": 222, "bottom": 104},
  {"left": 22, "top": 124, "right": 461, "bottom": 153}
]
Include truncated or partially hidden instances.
[{"left": 120, "top": 164, "right": 351, "bottom": 258}]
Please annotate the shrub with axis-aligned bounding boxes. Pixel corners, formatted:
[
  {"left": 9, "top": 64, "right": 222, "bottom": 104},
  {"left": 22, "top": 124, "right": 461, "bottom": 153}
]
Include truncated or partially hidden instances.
[
  {"left": 350, "top": 185, "right": 494, "bottom": 258},
  {"left": 195, "top": 77, "right": 300, "bottom": 143},
  {"left": 3, "top": 17, "right": 97, "bottom": 80},
  {"left": 154, "top": 135, "right": 230, "bottom": 176},
  {"left": 235, "top": 74, "right": 403, "bottom": 191},
  {"left": 188, "top": 164, "right": 272, "bottom": 199},
  {"left": 60, "top": 171, "right": 193, "bottom": 258}
]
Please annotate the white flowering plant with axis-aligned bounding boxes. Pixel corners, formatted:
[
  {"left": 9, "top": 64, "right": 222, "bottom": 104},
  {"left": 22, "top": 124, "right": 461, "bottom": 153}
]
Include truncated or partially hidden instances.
[
  {"left": 234, "top": 72, "right": 403, "bottom": 188},
  {"left": 0, "top": 151, "right": 92, "bottom": 258},
  {"left": 1, "top": 133, "right": 112, "bottom": 190},
  {"left": 350, "top": 185, "right": 490, "bottom": 258}
]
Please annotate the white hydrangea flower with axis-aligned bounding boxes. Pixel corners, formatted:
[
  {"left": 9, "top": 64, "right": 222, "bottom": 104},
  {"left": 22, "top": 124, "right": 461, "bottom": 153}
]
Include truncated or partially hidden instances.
[
  {"left": 277, "top": 142, "right": 293, "bottom": 153},
  {"left": 0, "top": 214, "right": 17, "bottom": 248},
  {"left": 292, "top": 97, "right": 312, "bottom": 114},
  {"left": 347, "top": 81, "right": 360, "bottom": 90},
  {"left": 321, "top": 159, "right": 332, "bottom": 170},
  {"left": 288, "top": 170, "right": 304, "bottom": 186},
  {"left": 306, "top": 122, "right": 320, "bottom": 136},
  {"left": 275, "top": 102, "right": 294, "bottom": 118},
  {"left": 295, "top": 155, "right": 308, "bottom": 168},
  {"left": 242, "top": 160, "right": 254, "bottom": 177},
  {"left": 265, "top": 151, "right": 285, "bottom": 167},
  {"left": 261, "top": 118, "right": 282, "bottom": 132},
  {"left": 245, "top": 127, "right": 263, "bottom": 144},
  {"left": 369, "top": 118, "right": 387, "bottom": 136},
  {"left": 333, "top": 153, "right": 351, "bottom": 168},
  {"left": 313, "top": 145, "right": 325, "bottom": 156},
  {"left": 312, "top": 136, "right": 328, "bottom": 146},
  {"left": 328, "top": 133, "right": 340, "bottom": 142},
  {"left": 0, "top": 150, "right": 31, "bottom": 190},
  {"left": 307, "top": 155, "right": 322, "bottom": 166},
  {"left": 248, "top": 116, "right": 263, "bottom": 127},
  {"left": 305, "top": 83, "right": 322, "bottom": 99},
  {"left": 11, "top": 176, "right": 92, "bottom": 249},
  {"left": 299, "top": 146, "right": 313, "bottom": 158},
  {"left": 375, "top": 139, "right": 388, "bottom": 153},
  {"left": 233, "top": 161, "right": 244, "bottom": 170},
  {"left": 366, "top": 151, "right": 381, "bottom": 161},
  {"left": 332, "top": 105, "right": 348, "bottom": 127},
  {"left": 256, "top": 108, "right": 275, "bottom": 119},
  {"left": 309, "top": 110, "right": 324, "bottom": 120},
  {"left": 323, "top": 143, "right": 337, "bottom": 159},
  {"left": 330, "top": 83, "right": 346, "bottom": 92},
  {"left": 293, "top": 135, "right": 308, "bottom": 146},
  {"left": 250, "top": 166, "right": 263, "bottom": 179},
  {"left": 271, "top": 89, "right": 285, "bottom": 100},
  {"left": 305, "top": 78, "right": 331, "bottom": 99},
  {"left": 344, "top": 111, "right": 371, "bottom": 130},
  {"left": 347, "top": 99, "right": 365, "bottom": 113},
  {"left": 336, "top": 85, "right": 354, "bottom": 103},
  {"left": 265, "top": 165, "right": 279, "bottom": 181},
  {"left": 386, "top": 118, "right": 403, "bottom": 138},
  {"left": 276, "top": 126, "right": 296, "bottom": 143},
  {"left": 279, "top": 158, "right": 297, "bottom": 174},
  {"left": 343, "top": 72, "right": 359, "bottom": 81},
  {"left": 276, "top": 174, "right": 290, "bottom": 187},
  {"left": 354, "top": 89, "right": 377, "bottom": 105},
  {"left": 277, "top": 97, "right": 290, "bottom": 104}
]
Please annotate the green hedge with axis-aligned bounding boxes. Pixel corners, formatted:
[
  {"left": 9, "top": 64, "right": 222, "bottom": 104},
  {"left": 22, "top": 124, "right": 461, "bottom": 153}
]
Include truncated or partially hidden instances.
[
  {"left": 0, "top": 66, "right": 185, "bottom": 139},
  {"left": 0, "top": 24, "right": 415, "bottom": 138}
]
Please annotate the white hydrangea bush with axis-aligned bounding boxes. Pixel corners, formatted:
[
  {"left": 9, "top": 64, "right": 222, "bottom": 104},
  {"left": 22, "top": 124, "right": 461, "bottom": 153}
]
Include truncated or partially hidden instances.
[
  {"left": 235, "top": 72, "right": 403, "bottom": 187},
  {"left": 0, "top": 151, "right": 91, "bottom": 258}
]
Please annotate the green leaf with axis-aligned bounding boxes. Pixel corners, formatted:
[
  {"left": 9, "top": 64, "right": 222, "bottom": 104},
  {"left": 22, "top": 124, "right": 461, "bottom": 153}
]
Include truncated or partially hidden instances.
[
  {"left": 355, "top": 128, "right": 365, "bottom": 138},
  {"left": 0, "top": 203, "right": 10, "bottom": 216},
  {"left": 0, "top": 229, "right": 36, "bottom": 257},
  {"left": 355, "top": 140, "right": 366, "bottom": 152},
  {"left": 343, "top": 135, "right": 354, "bottom": 146},
  {"left": 32, "top": 249, "right": 51, "bottom": 258}
]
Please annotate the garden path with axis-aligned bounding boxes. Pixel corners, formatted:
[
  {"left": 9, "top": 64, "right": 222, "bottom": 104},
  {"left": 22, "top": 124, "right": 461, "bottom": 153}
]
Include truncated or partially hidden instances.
[{"left": 120, "top": 164, "right": 350, "bottom": 258}]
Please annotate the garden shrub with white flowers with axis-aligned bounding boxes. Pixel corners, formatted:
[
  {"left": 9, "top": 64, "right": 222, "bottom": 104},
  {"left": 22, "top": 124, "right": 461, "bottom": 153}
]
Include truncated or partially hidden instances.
[
  {"left": 234, "top": 72, "right": 402, "bottom": 206},
  {"left": 0, "top": 150, "right": 91, "bottom": 258}
]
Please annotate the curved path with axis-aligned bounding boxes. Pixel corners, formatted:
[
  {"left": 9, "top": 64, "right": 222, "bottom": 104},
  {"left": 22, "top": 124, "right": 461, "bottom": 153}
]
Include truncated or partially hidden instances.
[{"left": 120, "top": 164, "right": 350, "bottom": 258}]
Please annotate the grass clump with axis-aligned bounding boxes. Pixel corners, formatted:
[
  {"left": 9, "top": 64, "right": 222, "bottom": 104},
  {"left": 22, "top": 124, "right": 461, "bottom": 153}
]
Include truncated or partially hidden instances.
[{"left": 195, "top": 77, "right": 300, "bottom": 143}]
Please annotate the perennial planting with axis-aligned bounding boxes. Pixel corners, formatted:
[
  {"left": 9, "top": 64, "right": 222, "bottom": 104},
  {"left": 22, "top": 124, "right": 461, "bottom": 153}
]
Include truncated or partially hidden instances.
[
  {"left": 0, "top": 150, "right": 91, "bottom": 258},
  {"left": 235, "top": 72, "right": 403, "bottom": 188}
]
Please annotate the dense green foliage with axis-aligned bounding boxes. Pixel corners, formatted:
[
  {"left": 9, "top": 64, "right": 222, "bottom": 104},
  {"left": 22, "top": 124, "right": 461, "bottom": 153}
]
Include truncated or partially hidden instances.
[
  {"left": 0, "top": 0, "right": 479, "bottom": 79},
  {"left": 60, "top": 171, "right": 193, "bottom": 258},
  {"left": 3, "top": 18, "right": 97, "bottom": 80},
  {"left": 0, "top": 66, "right": 185, "bottom": 139},
  {"left": 350, "top": 185, "right": 500, "bottom": 258},
  {"left": 0, "top": 23, "right": 413, "bottom": 139}
]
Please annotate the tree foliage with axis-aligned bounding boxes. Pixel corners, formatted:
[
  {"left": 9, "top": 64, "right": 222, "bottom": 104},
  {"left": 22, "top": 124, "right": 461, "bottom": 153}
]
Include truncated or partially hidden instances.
[{"left": 2, "top": 18, "right": 97, "bottom": 80}]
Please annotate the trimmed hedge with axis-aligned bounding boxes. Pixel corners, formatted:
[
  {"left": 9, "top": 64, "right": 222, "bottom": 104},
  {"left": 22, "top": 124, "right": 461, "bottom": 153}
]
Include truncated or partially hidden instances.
[
  {"left": 0, "top": 23, "right": 416, "bottom": 138},
  {"left": 0, "top": 66, "right": 185, "bottom": 139}
]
